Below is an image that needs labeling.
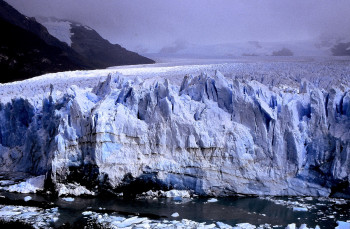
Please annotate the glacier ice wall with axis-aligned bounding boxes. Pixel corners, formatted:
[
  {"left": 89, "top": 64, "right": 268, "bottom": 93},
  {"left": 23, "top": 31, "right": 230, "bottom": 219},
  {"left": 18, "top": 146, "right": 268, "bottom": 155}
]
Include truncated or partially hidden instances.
[{"left": 1, "top": 71, "right": 350, "bottom": 197}]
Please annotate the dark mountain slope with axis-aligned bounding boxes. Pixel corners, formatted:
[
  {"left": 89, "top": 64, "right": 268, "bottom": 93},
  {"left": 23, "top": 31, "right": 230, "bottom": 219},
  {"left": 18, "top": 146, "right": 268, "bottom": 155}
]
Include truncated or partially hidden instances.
[
  {"left": 0, "top": 0, "right": 154, "bottom": 83},
  {"left": 0, "top": 1, "right": 90, "bottom": 67},
  {"left": 0, "top": 18, "right": 85, "bottom": 83},
  {"left": 70, "top": 23, "right": 155, "bottom": 68},
  {"left": 0, "top": 0, "right": 92, "bottom": 82}
]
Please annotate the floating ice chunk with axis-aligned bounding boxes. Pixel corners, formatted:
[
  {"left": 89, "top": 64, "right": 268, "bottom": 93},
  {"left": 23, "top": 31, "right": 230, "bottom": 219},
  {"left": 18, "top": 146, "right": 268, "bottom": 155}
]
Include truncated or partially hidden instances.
[
  {"left": 142, "top": 190, "right": 158, "bottom": 197},
  {"left": 171, "top": 212, "right": 179, "bottom": 217},
  {"left": 24, "top": 196, "right": 32, "bottom": 202},
  {"left": 299, "top": 224, "right": 309, "bottom": 229},
  {"left": 207, "top": 198, "right": 218, "bottom": 203},
  {"left": 0, "top": 205, "right": 59, "bottom": 228},
  {"left": 216, "top": 221, "right": 232, "bottom": 228},
  {"left": 0, "top": 211, "right": 21, "bottom": 216},
  {"left": 285, "top": 223, "right": 296, "bottom": 229},
  {"left": 0, "top": 180, "right": 15, "bottom": 186},
  {"left": 57, "top": 183, "right": 95, "bottom": 196},
  {"left": 51, "top": 217, "right": 59, "bottom": 222},
  {"left": 114, "top": 216, "right": 147, "bottom": 228},
  {"left": 163, "top": 189, "right": 190, "bottom": 198},
  {"left": 292, "top": 207, "right": 308, "bottom": 212},
  {"left": 82, "top": 211, "right": 93, "bottom": 215},
  {"left": 335, "top": 199, "right": 347, "bottom": 205},
  {"left": 335, "top": 221, "right": 350, "bottom": 229},
  {"left": 20, "top": 212, "right": 39, "bottom": 219},
  {"left": 62, "top": 197, "right": 75, "bottom": 202},
  {"left": 136, "top": 223, "right": 151, "bottom": 229},
  {"left": 6, "top": 175, "right": 45, "bottom": 193},
  {"left": 235, "top": 222, "right": 256, "bottom": 229},
  {"left": 110, "top": 216, "right": 125, "bottom": 222},
  {"left": 51, "top": 207, "right": 59, "bottom": 212}
]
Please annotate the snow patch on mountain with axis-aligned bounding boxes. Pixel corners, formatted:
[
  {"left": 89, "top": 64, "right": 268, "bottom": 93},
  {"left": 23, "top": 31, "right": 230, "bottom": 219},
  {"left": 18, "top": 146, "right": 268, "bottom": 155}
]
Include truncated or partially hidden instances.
[{"left": 36, "top": 17, "right": 73, "bottom": 46}]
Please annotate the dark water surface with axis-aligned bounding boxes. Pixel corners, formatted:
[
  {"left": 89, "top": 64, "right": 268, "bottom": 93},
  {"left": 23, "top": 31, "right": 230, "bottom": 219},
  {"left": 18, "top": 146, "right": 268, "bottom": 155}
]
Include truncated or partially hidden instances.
[{"left": 0, "top": 191, "right": 349, "bottom": 228}]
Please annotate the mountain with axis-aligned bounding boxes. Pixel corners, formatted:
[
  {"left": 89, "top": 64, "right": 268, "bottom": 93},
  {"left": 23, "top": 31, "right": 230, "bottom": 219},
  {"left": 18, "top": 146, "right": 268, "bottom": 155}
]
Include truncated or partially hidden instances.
[
  {"left": 0, "top": 0, "right": 154, "bottom": 83},
  {"left": 37, "top": 17, "right": 155, "bottom": 69},
  {"left": 0, "top": 0, "right": 89, "bottom": 83}
]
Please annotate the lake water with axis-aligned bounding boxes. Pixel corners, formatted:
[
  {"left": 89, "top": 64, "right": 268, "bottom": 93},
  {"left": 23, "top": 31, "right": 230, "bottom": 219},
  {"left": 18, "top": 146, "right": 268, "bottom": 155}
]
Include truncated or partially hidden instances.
[{"left": 0, "top": 190, "right": 349, "bottom": 228}]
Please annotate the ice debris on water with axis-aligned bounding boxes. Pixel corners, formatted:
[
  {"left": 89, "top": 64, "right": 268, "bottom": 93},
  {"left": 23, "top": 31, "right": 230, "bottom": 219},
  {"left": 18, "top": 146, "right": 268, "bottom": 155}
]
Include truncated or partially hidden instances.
[
  {"left": 286, "top": 224, "right": 296, "bottom": 229},
  {"left": 335, "top": 221, "right": 350, "bottom": 229},
  {"left": 82, "top": 211, "right": 93, "bottom": 216},
  {"left": 138, "top": 189, "right": 191, "bottom": 200},
  {"left": 62, "top": 197, "right": 75, "bottom": 202},
  {"left": 164, "top": 189, "right": 191, "bottom": 198},
  {"left": 0, "top": 205, "right": 336, "bottom": 229},
  {"left": 79, "top": 210, "right": 330, "bottom": 229},
  {"left": 24, "top": 196, "right": 32, "bottom": 202},
  {"left": 293, "top": 207, "right": 308, "bottom": 212},
  {"left": 5, "top": 175, "right": 45, "bottom": 194},
  {"left": 57, "top": 183, "right": 95, "bottom": 196},
  {"left": 113, "top": 216, "right": 147, "bottom": 228},
  {"left": 207, "top": 198, "right": 218, "bottom": 203},
  {"left": 0, "top": 205, "right": 59, "bottom": 228},
  {"left": 171, "top": 212, "right": 179, "bottom": 217},
  {"left": 216, "top": 221, "right": 232, "bottom": 229},
  {"left": 234, "top": 223, "right": 257, "bottom": 229},
  {"left": 261, "top": 197, "right": 314, "bottom": 211}
]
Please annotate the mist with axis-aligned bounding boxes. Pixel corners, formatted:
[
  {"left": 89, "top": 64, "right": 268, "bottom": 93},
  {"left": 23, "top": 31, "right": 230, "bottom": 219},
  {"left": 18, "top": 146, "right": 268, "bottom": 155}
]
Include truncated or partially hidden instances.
[{"left": 5, "top": 0, "right": 350, "bottom": 54}]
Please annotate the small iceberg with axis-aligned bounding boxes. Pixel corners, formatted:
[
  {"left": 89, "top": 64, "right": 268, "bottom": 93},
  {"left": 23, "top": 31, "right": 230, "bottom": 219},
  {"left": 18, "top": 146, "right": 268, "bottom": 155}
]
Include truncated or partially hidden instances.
[
  {"left": 336, "top": 221, "right": 350, "bottom": 229},
  {"left": 292, "top": 207, "right": 308, "bottom": 212},
  {"left": 207, "top": 198, "right": 218, "bottom": 203},
  {"left": 62, "top": 197, "right": 75, "bottom": 202},
  {"left": 82, "top": 211, "right": 93, "bottom": 215},
  {"left": 24, "top": 196, "right": 32, "bottom": 202}
]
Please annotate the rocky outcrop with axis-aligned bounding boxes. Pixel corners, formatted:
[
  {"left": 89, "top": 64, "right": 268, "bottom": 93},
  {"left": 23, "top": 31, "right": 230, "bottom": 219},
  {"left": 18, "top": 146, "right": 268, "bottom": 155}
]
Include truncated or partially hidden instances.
[{"left": 0, "top": 71, "right": 350, "bottom": 197}]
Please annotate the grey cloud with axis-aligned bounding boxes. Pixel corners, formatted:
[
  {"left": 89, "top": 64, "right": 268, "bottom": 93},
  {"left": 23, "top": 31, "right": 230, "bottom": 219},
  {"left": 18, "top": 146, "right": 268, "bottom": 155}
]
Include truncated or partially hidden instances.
[
  {"left": 5, "top": 0, "right": 350, "bottom": 53},
  {"left": 159, "top": 40, "right": 189, "bottom": 54}
]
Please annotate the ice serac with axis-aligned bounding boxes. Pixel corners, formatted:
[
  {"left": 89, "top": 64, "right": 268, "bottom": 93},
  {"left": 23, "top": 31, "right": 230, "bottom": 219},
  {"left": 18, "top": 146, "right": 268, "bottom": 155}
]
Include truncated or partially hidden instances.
[{"left": 0, "top": 71, "right": 350, "bottom": 197}]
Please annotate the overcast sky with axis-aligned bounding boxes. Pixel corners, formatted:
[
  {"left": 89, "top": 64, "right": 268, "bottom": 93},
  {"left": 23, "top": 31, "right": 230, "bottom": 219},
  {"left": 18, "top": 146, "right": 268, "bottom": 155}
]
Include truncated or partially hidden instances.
[{"left": 5, "top": 0, "right": 350, "bottom": 53}]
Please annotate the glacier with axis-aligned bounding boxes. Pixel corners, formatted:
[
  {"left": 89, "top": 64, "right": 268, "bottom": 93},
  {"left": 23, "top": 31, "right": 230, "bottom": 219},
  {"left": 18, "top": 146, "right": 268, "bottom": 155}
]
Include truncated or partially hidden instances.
[{"left": 0, "top": 61, "right": 350, "bottom": 198}]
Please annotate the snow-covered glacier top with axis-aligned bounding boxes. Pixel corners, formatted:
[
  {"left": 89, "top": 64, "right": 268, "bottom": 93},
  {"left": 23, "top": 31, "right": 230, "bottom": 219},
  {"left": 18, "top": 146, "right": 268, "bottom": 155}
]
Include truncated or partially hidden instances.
[{"left": 0, "top": 58, "right": 349, "bottom": 104}]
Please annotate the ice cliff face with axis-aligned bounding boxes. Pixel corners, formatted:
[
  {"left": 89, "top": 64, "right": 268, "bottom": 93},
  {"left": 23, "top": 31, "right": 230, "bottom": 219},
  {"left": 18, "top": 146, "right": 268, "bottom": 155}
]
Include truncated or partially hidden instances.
[{"left": 0, "top": 71, "right": 350, "bottom": 197}]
